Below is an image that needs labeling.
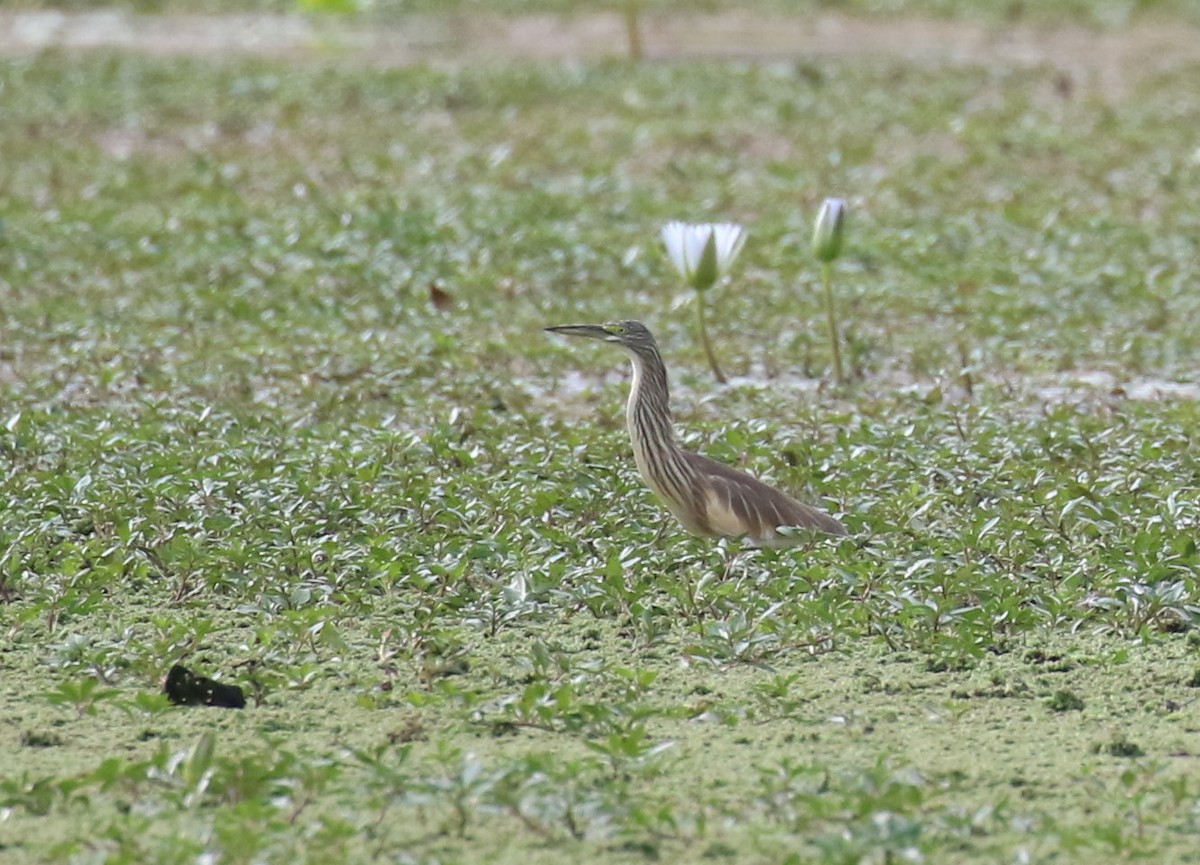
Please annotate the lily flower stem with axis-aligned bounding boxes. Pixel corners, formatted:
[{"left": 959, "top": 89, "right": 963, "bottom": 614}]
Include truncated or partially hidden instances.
[
  {"left": 695, "top": 293, "right": 727, "bottom": 384},
  {"left": 821, "top": 261, "right": 845, "bottom": 386}
]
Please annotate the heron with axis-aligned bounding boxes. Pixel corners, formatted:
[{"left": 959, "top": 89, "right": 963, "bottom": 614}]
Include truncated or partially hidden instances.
[{"left": 545, "top": 320, "right": 847, "bottom": 546}]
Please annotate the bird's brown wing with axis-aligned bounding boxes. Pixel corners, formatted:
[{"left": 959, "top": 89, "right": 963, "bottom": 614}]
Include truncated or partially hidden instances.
[{"left": 684, "top": 451, "right": 847, "bottom": 542}]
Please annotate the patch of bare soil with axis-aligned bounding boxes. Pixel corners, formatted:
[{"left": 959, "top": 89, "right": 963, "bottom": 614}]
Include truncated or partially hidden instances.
[{"left": 2, "top": 8, "right": 1198, "bottom": 94}]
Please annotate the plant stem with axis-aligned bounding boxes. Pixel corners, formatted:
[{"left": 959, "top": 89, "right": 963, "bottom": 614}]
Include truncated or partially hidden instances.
[
  {"left": 695, "top": 292, "right": 726, "bottom": 384},
  {"left": 821, "top": 261, "right": 844, "bottom": 385},
  {"left": 623, "top": 0, "right": 644, "bottom": 60}
]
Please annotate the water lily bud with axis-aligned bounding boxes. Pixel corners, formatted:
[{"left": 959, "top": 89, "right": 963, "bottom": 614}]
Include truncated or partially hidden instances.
[{"left": 812, "top": 198, "right": 846, "bottom": 263}]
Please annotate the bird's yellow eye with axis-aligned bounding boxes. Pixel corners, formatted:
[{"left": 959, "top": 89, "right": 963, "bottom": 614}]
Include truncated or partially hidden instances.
[{"left": 606, "top": 323, "right": 626, "bottom": 335}]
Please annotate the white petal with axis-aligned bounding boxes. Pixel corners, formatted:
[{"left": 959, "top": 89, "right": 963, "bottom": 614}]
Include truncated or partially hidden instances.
[
  {"left": 711, "top": 223, "right": 746, "bottom": 269},
  {"left": 681, "top": 225, "right": 710, "bottom": 276},
  {"left": 815, "top": 199, "right": 846, "bottom": 233},
  {"left": 661, "top": 221, "right": 690, "bottom": 277}
]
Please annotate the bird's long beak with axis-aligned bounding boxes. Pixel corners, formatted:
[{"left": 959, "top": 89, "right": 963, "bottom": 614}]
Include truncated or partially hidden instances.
[{"left": 544, "top": 324, "right": 610, "bottom": 341}]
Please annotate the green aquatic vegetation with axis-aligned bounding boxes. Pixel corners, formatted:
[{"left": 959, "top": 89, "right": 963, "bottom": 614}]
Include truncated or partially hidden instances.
[{"left": 2, "top": 23, "right": 1200, "bottom": 865}]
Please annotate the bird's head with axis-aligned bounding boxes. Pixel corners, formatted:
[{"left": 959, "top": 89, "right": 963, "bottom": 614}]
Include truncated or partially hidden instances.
[{"left": 544, "top": 320, "right": 658, "bottom": 355}]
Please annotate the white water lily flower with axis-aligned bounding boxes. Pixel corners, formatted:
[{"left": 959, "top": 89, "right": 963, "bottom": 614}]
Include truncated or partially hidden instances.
[{"left": 661, "top": 221, "right": 747, "bottom": 292}]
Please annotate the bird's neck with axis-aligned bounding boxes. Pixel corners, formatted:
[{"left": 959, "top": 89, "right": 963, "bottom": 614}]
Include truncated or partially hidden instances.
[
  {"left": 624, "top": 346, "right": 705, "bottom": 531},
  {"left": 626, "top": 348, "right": 678, "bottom": 449}
]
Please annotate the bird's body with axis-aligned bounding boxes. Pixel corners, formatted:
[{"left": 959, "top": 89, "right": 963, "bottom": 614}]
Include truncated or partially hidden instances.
[{"left": 546, "top": 320, "right": 846, "bottom": 545}]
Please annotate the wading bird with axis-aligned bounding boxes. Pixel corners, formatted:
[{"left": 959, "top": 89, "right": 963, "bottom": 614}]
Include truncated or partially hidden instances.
[{"left": 545, "top": 320, "right": 847, "bottom": 546}]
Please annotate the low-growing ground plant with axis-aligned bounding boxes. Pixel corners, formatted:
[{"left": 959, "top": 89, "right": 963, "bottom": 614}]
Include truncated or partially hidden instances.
[{"left": 2, "top": 4, "right": 1200, "bottom": 863}]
